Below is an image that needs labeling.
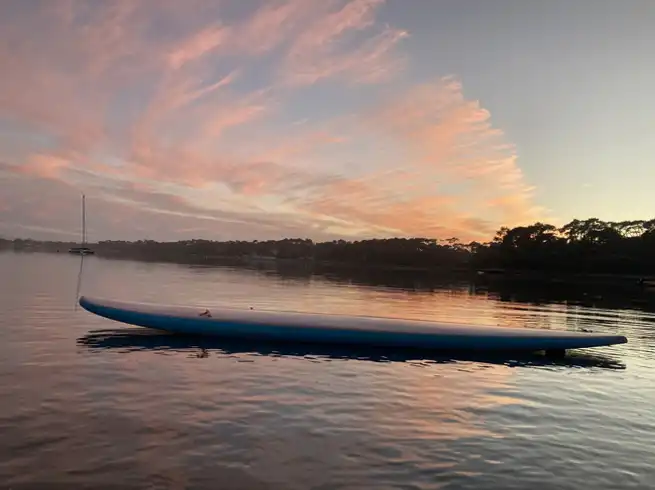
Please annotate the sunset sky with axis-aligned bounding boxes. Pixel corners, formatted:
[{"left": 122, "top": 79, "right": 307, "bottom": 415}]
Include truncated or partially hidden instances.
[{"left": 1, "top": 0, "right": 653, "bottom": 243}]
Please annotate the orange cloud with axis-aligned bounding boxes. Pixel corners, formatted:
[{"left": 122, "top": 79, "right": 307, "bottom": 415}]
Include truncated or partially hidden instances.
[
  {"left": 363, "top": 76, "right": 546, "bottom": 227},
  {"left": 291, "top": 175, "right": 484, "bottom": 239}
]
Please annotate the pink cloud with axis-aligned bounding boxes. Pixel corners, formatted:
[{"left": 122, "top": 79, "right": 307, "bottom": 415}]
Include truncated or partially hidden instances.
[
  {"left": 0, "top": 1, "right": 545, "bottom": 243},
  {"left": 165, "top": 0, "right": 314, "bottom": 68},
  {"left": 0, "top": 47, "right": 107, "bottom": 154},
  {"left": 282, "top": 0, "right": 407, "bottom": 85},
  {"left": 290, "top": 175, "right": 473, "bottom": 239},
  {"left": 0, "top": 0, "right": 400, "bottom": 167},
  {"left": 256, "top": 77, "right": 545, "bottom": 240},
  {"left": 362, "top": 76, "right": 546, "bottom": 227},
  {"left": 0, "top": 164, "right": 338, "bottom": 242},
  {"left": 193, "top": 91, "right": 270, "bottom": 141},
  {"left": 17, "top": 154, "right": 71, "bottom": 179},
  {"left": 288, "top": 0, "right": 384, "bottom": 55},
  {"left": 243, "top": 128, "right": 348, "bottom": 165},
  {"left": 130, "top": 69, "right": 243, "bottom": 157},
  {"left": 168, "top": 24, "right": 230, "bottom": 70},
  {"left": 283, "top": 27, "right": 408, "bottom": 86},
  {"left": 0, "top": 1, "right": 156, "bottom": 161},
  {"left": 233, "top": 0, "right": 315, "bottom": 55}
]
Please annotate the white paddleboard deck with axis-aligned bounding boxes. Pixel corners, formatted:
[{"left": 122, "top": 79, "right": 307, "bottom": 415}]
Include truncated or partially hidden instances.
[{"left": 79, "top": 296, "right": 628, "bottom": 352}]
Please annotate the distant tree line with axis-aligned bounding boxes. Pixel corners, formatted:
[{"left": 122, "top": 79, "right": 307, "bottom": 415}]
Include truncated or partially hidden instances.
[
  {"left": 2, "top": 218, "right": 654, "bottom": 276},
  {"left": 472, "top": 218, "right": 655, "bottom": 275},
  {"left": 85, "top": 237, "right": 471, "bottom": 269}
]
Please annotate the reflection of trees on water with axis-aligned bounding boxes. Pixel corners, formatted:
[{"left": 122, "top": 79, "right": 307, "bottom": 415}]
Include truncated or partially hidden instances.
[
  {"left": 472, "top": 276, "right": 655, "bottom": 314},
  {"left": 238, "top": 261, "right": 655, "bottom": 315},
  {"left": 162, "top": 256, "right": 655, "bottom": 316}
]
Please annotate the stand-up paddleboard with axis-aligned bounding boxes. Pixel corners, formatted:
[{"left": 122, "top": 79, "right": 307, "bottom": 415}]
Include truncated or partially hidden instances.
[{"left": 78, "top": 296, "right": 627, "bottom": 353}]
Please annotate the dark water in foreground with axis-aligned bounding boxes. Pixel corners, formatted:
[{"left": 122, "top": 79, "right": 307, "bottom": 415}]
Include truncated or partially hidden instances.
[{"left": 1, "top": 252, "right": 654, "bottom": 489}]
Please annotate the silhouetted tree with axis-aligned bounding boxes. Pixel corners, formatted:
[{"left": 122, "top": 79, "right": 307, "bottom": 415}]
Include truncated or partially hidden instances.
[{"left": 8, "top": 216, "right": 655, "bottom": 275}]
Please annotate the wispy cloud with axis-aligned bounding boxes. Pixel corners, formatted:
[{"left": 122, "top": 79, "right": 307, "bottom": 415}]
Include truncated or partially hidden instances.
[
  {"left": 167, "top": 24, "right": 230, "bottom": 70},
  {"left": 0, "top": 162, "right": 337, "bottom": 241},
  {"left": 17, "top": 154, "right": 71, "bottom": 179},
  {"left": 282, "top": 0, "right": 407, "bottom": 85},
  {"left": 271, "top": 77, "right": 546, "bottom": 239},
  {"left": 0, "top": 1, "right": 542, "bottom": 242},
  {"left": 361, "top": 77, "right": 546, "bottom": 226}
]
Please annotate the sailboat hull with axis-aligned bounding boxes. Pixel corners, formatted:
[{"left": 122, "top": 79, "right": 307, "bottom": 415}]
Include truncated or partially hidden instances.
[{"left": 68, "top": 247, "right": 94, "bottom": 255}]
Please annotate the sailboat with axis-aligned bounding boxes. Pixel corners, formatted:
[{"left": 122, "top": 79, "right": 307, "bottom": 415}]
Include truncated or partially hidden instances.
[{"left": 68, "top": 194, "right": 94, "bottom": 255}]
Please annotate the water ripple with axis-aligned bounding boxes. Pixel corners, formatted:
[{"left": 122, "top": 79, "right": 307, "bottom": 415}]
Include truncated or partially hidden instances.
[{"left": 1, "top": 252, "right": 655, "bottom": 489}]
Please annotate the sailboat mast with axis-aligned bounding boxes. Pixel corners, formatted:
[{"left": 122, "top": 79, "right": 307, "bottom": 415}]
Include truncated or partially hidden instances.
[{"left": 82, "top": 194, "right": 86, "bottom": 245}]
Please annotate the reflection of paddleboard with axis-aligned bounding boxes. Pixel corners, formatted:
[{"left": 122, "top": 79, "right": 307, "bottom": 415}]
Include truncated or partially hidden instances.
[{"left": 79, "top": 296, "right": 628, "bottom": 353}]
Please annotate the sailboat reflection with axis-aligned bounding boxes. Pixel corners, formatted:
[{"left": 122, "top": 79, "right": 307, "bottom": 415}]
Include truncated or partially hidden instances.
[{"left": 77, "top": 329, "right": 626, "bottom": 370}]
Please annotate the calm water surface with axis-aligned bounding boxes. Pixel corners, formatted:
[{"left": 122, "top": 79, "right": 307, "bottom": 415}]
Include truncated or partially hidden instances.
[{"left": 1, "top": 252, "right": 654, "bottom": 489}]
